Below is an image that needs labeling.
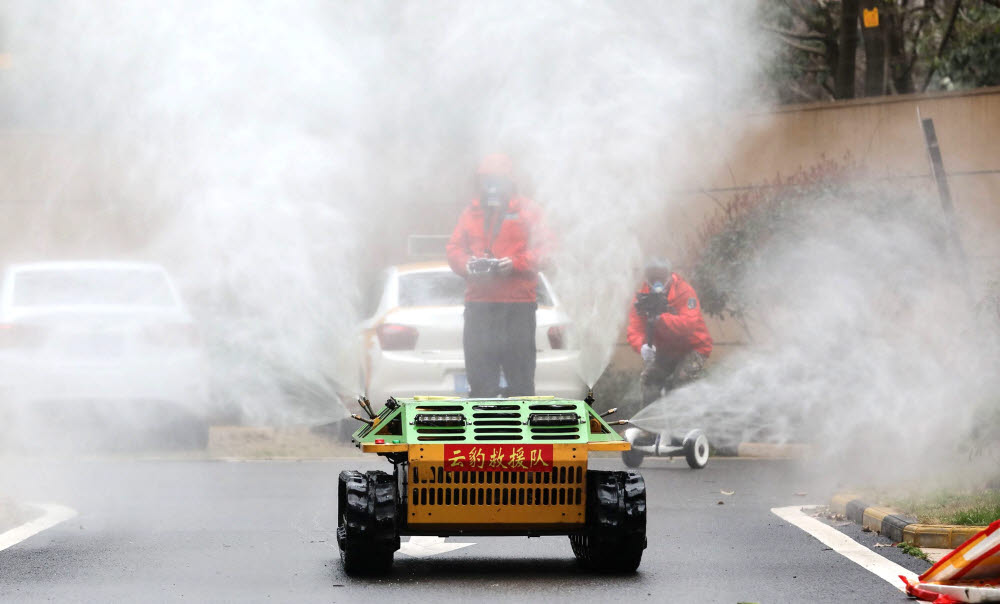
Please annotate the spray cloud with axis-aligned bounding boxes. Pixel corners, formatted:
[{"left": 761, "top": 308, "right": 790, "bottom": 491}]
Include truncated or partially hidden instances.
[
  {"left": 631, "top": 175, "right": 1000, "bottom": 483},
  {"left": 1, "top": 0, "right": 990, "bottom": 490},
  {"left": 1, "top": 1, "right": 768, "bottom": 429}
]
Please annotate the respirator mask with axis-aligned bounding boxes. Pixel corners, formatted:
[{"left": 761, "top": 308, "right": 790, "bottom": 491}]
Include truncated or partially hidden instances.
[{"left": 479, "top": 176, "right": 513, "bottom": 209}]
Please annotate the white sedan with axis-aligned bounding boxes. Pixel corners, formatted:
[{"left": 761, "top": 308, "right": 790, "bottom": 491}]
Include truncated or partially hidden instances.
[
  {"left": 0, "top": 261, "right": 210, "bottom": 448},
  {"left": 359, "top": 262, "right": 585, "bottom": 404}
]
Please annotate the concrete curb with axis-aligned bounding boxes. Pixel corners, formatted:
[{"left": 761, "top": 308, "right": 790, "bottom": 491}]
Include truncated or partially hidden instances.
[
  {"left": 830, "top": 493, "right": 987, "bottom": 548},
  {"left": 710, "top": 442, "right": 811, "bottom": 458},
  {"left": 735, "top": 442, "right": 811, "bottom": 458},
  {"left": 207, "top": 425, "right": 361, "bottom": 459}
]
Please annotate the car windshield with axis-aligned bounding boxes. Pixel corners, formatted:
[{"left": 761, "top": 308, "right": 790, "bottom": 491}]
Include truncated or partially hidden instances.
[
  {"left": 397, "top": 271, "right": 553, "bottom": 307},
  {"left": 12, "top": 268, "right": 178, "bottom": 307}
]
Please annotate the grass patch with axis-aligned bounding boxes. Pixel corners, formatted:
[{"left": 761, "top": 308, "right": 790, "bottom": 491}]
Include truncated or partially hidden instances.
[
  {"left": 898, "top": 542, "right": 930, "bottom": 561},
  {"left": 879, "top": 489, "right": 1000, "bottom": 526},
  {"left": 949, "top": 505, "right": 1000, "bottom": 526}
]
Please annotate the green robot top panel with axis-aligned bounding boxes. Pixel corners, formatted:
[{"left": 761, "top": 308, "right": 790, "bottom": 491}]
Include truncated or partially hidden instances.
[{"left": 352, "top": 396, "right": 626, "bottom": 446}]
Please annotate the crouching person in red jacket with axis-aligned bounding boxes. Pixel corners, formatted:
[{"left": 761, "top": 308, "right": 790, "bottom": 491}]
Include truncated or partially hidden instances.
[
  {"left": 627, "top": 258, "right": 713, "bottom": 406},
  {"left": 447, "top": 154, "right": 551, "bottom": 398}
]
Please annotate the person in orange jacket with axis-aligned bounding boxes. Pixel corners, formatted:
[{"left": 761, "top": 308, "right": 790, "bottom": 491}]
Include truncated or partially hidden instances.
[
  {"left": 446, "top": 154, "right": 550, "bottom": 398},
  {"left": 627, "top": 257, "right": 713, "bottom": 405}
]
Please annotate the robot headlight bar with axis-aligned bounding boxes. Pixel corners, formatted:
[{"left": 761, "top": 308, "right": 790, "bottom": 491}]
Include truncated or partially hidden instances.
[
  {"left": 413, "top": 414, "right": 467, "bottom": 428},
  {"left": 527, "top": 412, "right": 580, "bottom": 426}
]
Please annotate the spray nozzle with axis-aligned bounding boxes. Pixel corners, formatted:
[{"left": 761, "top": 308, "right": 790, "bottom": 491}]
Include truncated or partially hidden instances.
[
  {"left": 358, "top": 396, "right": 375, "bottom": 419},
  {"left": 351, "top": 413, "right": 374, "bottom": 426},
  {"left": 584, "top": 388, "right": 595, "bottom": 406}
]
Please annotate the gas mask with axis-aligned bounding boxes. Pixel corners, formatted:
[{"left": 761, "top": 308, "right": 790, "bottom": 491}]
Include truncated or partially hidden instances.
[{"left": 479, "top": 176, "right": 513, "bottom": 209}]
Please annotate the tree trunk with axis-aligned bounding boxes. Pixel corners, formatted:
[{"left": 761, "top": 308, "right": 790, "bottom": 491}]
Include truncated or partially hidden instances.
[
  {"left": 885, "top": 4, "right": 914, "bottom": 94},
  {"left": 922, "top": 0, "right": 963, "bottom": 91},
  {"left": 860, "top": 0, "right": 886, "bottom": 96},
  {"left": 835, "top": 0, "right": 861, "bottom": 99}
]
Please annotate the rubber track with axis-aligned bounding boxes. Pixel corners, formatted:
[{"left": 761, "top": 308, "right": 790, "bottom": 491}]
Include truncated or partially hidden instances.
[
  {"left": 337, "top": 470, "right": 399, "bottom": 575},
  {"left": 570, "top": 470, "right": 647, "bottom": 572},
  {"left": 338, "top": 470, "right": 369, "bottom": 540},
  {"left": 369, "top": 470, "right": 400, "bottom": 550}
]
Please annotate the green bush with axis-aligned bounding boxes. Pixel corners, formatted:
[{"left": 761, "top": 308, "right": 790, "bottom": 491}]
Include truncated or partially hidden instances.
[
  {"left": 683, "top": 156, "right": 947, "bottom": 336},
  {"left": 940, "top": 8, "right": 1000, "bottom": 89},
  {"left": 684, "top": 157, "right": 860, "bottom": 325}
]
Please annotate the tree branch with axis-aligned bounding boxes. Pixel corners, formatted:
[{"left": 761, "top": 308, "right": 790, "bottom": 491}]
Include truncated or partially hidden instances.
[
  {"left": 922, "top": 0, "right": 963, "bottom": 91},
  {"left": 821, "top": 77, "right": 837, "bottom": 98},
  {"left": 775, "top": 35, "right": 829, "bottom": 56},
  {"left": 786, "top": 80, "right": 825, "bottom": 102},
  {"left": 781, "top": 0, "right": 822, "bottom": 29},
  {"left": 761, "top": 24, "right": 831, "bottom": 41},
  {"left": 903, "top": 5, "right": 936, "bottom": 79},
  {"left": 904, "top": 5, "right": 939, "bottom": 18},
  {"left": 780, "top": 0, "right": 810, "bottom": 20}
]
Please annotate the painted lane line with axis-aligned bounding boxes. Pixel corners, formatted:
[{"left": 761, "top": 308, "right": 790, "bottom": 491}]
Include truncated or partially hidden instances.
[
  {"left": 0, "top": 503, "right": 78, "bottom": 552},
  {"left": 398, "top": 536, "right": 475, "bottom": 558},
  {"left": 772, "top": 505, "right": 917, "bottom": 591}
]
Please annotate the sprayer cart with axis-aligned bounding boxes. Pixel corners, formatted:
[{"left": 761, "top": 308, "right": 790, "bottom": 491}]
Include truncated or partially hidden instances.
[
  {"left": 339, "top": 395, "right": 646, "bottom": 575},
  {"left": 621, "top": 426, "right": 710, "bottom": 469}
]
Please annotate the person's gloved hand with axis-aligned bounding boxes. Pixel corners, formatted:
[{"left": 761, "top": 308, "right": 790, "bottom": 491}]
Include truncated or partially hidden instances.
[
  {"left": 466, "top": 256, "right": 481, "bottom": 278},
  {"left": 496, "top": 257, "right": 514, "bottom": 276},
  {"left": 640, "top": 343, "right": 656, "bottom": 363}
]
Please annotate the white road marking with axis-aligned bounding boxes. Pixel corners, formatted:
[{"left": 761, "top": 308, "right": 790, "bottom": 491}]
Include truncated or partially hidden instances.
[
  {"left": 398, "top": 536, "right": 475, "bottom": 558},
  {"left": 771, "top": 505, "right": 917, "bottom": 591},
  {"left": 0, "top": 503, "right": 78, "bottom": 552}
]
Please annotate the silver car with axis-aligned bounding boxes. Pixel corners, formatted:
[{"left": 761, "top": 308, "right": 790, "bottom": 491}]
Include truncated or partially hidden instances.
[{"left": 0, "top": 261, "right": 209, "bottom": 449}]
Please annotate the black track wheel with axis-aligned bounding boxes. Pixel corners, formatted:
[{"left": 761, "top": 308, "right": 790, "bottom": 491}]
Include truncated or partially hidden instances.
[
  {"left": 570, "top": 470, "right": 647, "bottom": 573},
  {"left": 337, "top": 470, "right": 400, "bottom": 576}
]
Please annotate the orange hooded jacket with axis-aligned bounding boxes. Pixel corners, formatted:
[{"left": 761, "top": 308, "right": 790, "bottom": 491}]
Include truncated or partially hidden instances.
[
  {"left": 446, "top": 195, "right": 550, "bottom": 303},
  {"left": 626, "top": 273, "right": 713, "bottom": 358}
]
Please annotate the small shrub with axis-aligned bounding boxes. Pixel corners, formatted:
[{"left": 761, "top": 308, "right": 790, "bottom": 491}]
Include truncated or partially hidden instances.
[
  {"left": 683, "top": 156, "right": 858, "bottom": 325},
  {"left": 898, "top": 542, "right": 930, "bottom": 561}
]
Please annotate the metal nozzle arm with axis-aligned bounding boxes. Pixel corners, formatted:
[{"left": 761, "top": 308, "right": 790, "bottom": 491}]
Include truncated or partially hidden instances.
[{"left": 351, "top": 413, "right": 374, "bottom": 426}]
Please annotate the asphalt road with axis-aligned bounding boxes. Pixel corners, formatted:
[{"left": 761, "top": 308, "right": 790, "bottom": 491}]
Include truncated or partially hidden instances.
[{"left": 0, "top": 455, "right": 929, "bottom": 603}]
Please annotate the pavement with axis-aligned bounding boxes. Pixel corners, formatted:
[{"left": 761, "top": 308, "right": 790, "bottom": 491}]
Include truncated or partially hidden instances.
[
  {"left": 0, "top": 424, "right": 811, "bottom": 531},
  {"left": 723, "top": 442, "right": 812, "bottom": 458},
  {"left": 0, "top": 456, "right": 919, "bottom": 602}
]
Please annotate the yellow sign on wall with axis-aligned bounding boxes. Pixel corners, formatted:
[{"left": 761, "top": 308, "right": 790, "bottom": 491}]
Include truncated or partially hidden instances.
[{"left": 863, "top": 8, "right": 880, "bottom": 28}]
